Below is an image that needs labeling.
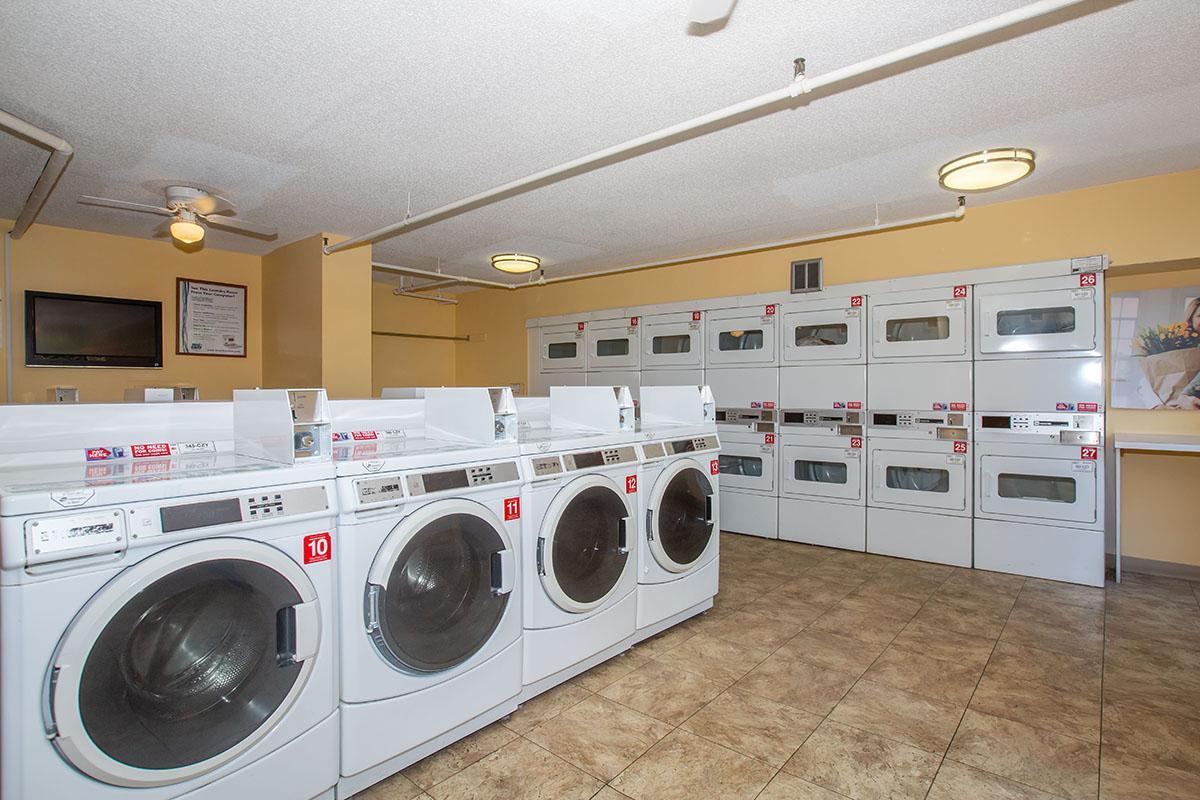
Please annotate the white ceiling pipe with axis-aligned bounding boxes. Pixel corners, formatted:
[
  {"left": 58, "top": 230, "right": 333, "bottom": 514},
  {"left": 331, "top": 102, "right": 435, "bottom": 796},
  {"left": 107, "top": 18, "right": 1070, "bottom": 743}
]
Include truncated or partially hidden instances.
[
  {"left": 0, "top": 109, "right": 74, "bottom": 239},
  {"left": 372, "top": 260, "right": 516, "bottom": 290},
  {"left": 517, "top": 200, "right": 966, "bottom": 289},
  {"left": 326, "top": 0, "right": 1104, "bottom": 256},
  {"left": 393, "top": 289, "right": 459, "bottom": 304}
]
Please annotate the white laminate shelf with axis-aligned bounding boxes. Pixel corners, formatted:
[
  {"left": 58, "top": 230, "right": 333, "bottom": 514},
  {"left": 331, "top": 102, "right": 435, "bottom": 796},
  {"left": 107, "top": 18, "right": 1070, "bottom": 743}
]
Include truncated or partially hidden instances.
[{"left": 1112, "top": 433, "right": 1200, "bottom": 582}]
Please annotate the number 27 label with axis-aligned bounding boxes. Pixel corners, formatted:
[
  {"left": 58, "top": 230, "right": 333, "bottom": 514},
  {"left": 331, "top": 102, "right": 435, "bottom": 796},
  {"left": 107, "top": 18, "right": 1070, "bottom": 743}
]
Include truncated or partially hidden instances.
[{"left": 1080, "top": 446, "right": 1098, "bottom": 460}]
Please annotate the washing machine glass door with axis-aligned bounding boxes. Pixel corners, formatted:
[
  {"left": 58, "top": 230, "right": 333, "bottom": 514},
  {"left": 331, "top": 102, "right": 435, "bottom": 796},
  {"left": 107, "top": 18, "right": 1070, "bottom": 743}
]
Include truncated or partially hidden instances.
[
  {"left": 48, "top": 539, "right": 319, "bottom": 788},
  {"left": 648, "top": 459, "right": 716, "bottom": 572},
  {"left": 540, "top": 475, "right": 631, "bottom": 613},
  {"left": 367, "top": 499, "right": 514, "bottom": 673}
]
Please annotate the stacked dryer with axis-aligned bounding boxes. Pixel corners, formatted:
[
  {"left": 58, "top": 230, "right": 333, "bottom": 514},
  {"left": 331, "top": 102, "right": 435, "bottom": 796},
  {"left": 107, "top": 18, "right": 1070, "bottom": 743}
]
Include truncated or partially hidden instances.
[
  {"left": 640, "top": 307, "right": 706, "bottom": 389},
  {"left": 972, "top": 266, "right": 1106, "bottom": 586},
  {"left": 706, "top": 302, "right": 781, "bottom": 538},
  {"left": 586, "top": 315, "right": 642, "bottom": 407},
  {"left": 866, "top": 285, "right": 974, "bottom": 566},
  {"left": 530, "top": 320, "right": 588, "bottom": 395},
  {"left": 778, "top": 293, "right": 869, "bottom": 550}
]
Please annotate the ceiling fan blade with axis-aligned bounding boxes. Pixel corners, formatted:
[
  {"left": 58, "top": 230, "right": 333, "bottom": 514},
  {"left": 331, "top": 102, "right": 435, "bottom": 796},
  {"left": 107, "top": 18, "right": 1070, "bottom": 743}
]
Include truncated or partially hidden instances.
[
  {"left": 689, "top": 0, "right": 737, "bottom": 25},
  {"left": 78, "top": 195, "right": 173, "bottom": 216},
  {"left": 200, "top": 213, "right": 277, "bottom": 238}
]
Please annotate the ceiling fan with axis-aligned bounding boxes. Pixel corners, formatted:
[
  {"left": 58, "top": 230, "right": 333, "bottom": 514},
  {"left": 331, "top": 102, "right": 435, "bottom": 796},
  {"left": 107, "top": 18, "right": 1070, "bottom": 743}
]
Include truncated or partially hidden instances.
[{"left": 79, "top": 185, "right": 277, "bottom": 245}]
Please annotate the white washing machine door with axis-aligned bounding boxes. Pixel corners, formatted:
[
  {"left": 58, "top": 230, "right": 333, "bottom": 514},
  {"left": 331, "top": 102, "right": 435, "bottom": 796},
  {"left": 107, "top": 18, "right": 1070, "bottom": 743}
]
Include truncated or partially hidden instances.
[
  {"left": 539, "top": 474, "right": 632, "bottom": 614},
  {"left": 365, "top": 498, "right": 515, "bottom": 673},
  {"left": 46, "top": 538, "right": 320, "bottom": 788},
  {"left": 647, "top": 458, "right": 717, "bottom": 573}
]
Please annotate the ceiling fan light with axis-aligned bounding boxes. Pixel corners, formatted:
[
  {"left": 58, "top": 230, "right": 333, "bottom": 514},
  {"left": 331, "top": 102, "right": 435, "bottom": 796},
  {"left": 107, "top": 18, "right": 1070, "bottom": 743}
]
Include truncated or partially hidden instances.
[
  {"left": 169, "top": 210, "right": 205, "bottom": 244},
  {"left": 491, "top": 253, "right": 540, "bottom": 274},
  {"left": 938, "top": 147, "right": 1035, "bottom": 192}
]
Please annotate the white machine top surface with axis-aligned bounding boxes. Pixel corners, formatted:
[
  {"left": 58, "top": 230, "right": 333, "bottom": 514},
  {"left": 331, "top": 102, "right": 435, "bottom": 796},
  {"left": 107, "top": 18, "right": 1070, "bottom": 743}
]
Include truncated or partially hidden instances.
[
  {"left": 0, "top": 454, "right": 333, "bottom": 516},
  {"left": 333, "top": 435, "right": 522, "bottom": 477},
  {"left": 518, "top": 425, "right": 643, "bottom": 455}
]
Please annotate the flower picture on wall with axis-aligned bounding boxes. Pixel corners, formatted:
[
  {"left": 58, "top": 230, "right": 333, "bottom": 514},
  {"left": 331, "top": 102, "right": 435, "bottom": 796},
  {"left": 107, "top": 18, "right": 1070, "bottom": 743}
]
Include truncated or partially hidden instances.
[{"left": 1111, "top": 286, "right": 1200, "bottom": 410}]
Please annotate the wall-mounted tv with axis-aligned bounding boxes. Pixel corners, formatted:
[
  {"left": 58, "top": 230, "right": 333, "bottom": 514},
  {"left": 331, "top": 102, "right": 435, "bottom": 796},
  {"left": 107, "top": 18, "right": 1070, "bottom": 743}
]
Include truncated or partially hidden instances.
[{"left": 25, "top": 291, "right": 163, "bottom": 368}]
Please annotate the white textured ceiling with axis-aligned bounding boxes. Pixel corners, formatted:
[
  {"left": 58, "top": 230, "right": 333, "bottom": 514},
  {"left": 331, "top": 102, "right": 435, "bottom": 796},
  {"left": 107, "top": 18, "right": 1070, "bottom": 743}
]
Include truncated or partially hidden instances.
[{"left": 2, "top": 1, "right": 1199, "bottom": 282}]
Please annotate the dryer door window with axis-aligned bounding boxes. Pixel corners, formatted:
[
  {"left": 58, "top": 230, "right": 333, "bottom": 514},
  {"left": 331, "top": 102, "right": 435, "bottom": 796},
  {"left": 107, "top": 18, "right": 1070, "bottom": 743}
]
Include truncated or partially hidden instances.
[
  {"left": 652, "top": 465, "right": 715, "bottom": 570},
  {"left": 544, "top": 484, "right": 629, "bottom": 611},
  {"left": 50, "top": 539, "right": 319, "bottom": 786},
  {"left": 372, "top": 511, "right": 509, "bottom": 673}
]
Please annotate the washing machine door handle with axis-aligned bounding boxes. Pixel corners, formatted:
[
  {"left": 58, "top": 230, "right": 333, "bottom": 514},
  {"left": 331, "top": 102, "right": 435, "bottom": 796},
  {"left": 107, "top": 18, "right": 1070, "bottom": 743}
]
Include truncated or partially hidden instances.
[
  {"left": 617, "top": 516, "right": 629, "bottom": 555},
  {"left": 704, "top": 493, "right": 714, "bottom": 524},
  {"left": 645, "top": 509, "right": 654, "bottom": 541},
  {"left": 490, "top": 548, "right": 516, "bottom": 596},
  {"left": 277, "top": 600, "right": 320, "bottom": 665}
]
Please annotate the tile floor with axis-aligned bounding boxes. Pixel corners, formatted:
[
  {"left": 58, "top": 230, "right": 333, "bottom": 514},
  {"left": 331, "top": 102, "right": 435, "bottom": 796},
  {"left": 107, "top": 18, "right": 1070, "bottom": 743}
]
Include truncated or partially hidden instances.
[{"left": 358, "top": 533, "right": 1200, "bottom": 800}]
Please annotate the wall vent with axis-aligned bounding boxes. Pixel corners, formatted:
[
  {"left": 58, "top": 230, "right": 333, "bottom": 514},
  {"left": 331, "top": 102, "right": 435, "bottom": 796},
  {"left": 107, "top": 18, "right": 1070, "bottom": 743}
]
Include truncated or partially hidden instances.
[{"left": 790, "top": 258, "right": 823, "bottom": 294}]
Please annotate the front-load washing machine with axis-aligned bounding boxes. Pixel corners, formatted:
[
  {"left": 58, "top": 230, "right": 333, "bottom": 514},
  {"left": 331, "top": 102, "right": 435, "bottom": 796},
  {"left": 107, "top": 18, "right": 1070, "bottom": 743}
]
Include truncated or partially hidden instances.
[
  {"left": 520, "top": 426, "right": 641, "bottom": 698},
  {"left": 778, "top": 364, "right": 868, "bottom": 551},
  {"left": 973, "top": 358, "right": 1106, "bottom": 586},
  {"left": 0, "top": 450, "right": 339, "bottom": 800},
  {"left": 866, "top": 360, "right": 973, "bottom": 567}
]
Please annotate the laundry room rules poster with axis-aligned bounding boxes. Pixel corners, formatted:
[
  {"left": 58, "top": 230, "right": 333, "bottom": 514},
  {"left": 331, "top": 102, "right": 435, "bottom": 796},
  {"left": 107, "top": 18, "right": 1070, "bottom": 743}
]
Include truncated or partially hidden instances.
[{"left": 1111, "top": 285, "right": 1200, "bottom": 410}]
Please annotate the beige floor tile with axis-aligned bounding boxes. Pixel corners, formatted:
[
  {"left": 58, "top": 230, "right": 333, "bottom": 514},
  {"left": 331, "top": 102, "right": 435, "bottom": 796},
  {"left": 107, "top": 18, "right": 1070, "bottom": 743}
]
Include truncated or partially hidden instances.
[
  {"left": 889, "top": 620, "right": 997, "bottom": 667},
  {"left": 712, "top": 579, "right": 768, "bottom": 611},
  {"left": 1100, "top": 749, "right": 1200, "bottom": 800},
  {"left": 1107, "top": 573, "right": 1199, "bottom": 608},
  {"left": 591, "top": 788, "right": 635, "bottom": 800},
  {"left": 783, "top": 720, "right": 942, "bottom": 800},
  {"left": 1104, "top": 613, "right": 1200, "bottom": 650},
  {"left": 828, "top": 679, "right": 965, "bottom": 754},
  {"left": 806, "top": 605, "right": 910, "bottom": 646},
  {"left": 425, "top": 738, "right": 602, "bottom": 800},
  {"left": 854, "top": 573, "right": 944, "bottom": 602},
  {"left": 863, "top": 645, "right": 983, "bottom": 706},
  {"left": 1020, "top": 577, "right": 1106, "bottom": 610},
  {"left": 947, "top": 710, "right": 1099, "bottom": 800},
  {"left": 803, "top": 561, "right": 872, "bottom": 587},
  {"left": 934, "top": 583, "right": 1022, "bottom": 615},
  {"left": 356, "top": 771, "right": 425, "bottom": 800},
  {"left": 927, "top": 759, "right": 1063, "bottom": 800},
  {"left": 1103, "top": 662, "right": 1200, "bottom": 721},
  {"left": 941, "top": 569, "right": 1027, "bottom": 596},
  {"left": 651, "top": 631, "right": 770, "bottom": 686},
  {"left": 600, "top": 660, "right": 725, "bottom": 725},
  {"left": 610, "top": 729, "right": 775, "bottom": 800},
  {"left": 741, "top": 590, "right": 830, "bottom": 626},
  {"left": 755, "top": 772, "right": 848, "bottom": 800},
  {"left": 1104, "top": 633, "right": 1200, "bottom": 676},
  {"left": 503, "top": 683, "right": 591, "bottom": 735},
  {"left": 524, "top": 695, "right": 672, "bottom": 781},
  {"left": 570, "top": 650, "right": 650, "bottom": 692},
  {"left": 970, "top": 672, "right": 1101, "bottom": 743},
  {"left": 631, "top": 622, "right": 697, "bottom": 658},
  {"left": 984, "top": 641, "right": 1102, "bottom": 697},
  {"left": 1010, "top": 596, "right": 1106, "bottom": 630},
  {"left": 699, "top": 609, "right": 806, "bottom": 650},
  {"left": 1102, "top": 701, "right": 1200, "bottom": 775},
  {"left": 999, "top": 614, "right": 1104, "bottom": 659},
  {"left": 682, "top": 687, "right": 822, "bottom": 766},
  {"left": 835, "top": 589, "right": 925, "bottom": 621},
  {"left": 771, "top": 576, "right": 858, "bottom": 605},
  {"left": 774, "top": 627, "right": 888, "bottom": 676},
  {"left": 735, "top": 652, "right": 859, "bottom": 715},
  {"left": 403, "top": 722, "right": 518, "bottom": 789},
  {"left": 879, "top": 558, "right": 956, "bottom": 582},
  {"left": 912, "top": 596, "right": 1009, "bottom": 639}
]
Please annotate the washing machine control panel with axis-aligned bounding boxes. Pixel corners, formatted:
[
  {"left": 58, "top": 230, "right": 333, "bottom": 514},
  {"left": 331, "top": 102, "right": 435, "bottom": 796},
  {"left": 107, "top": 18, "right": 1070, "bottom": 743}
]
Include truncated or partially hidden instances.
[
  {"left": 406, "top": 460, "right": 521, "bottom": 496},
  {"left": 531, "top": 456, "right": 564, "bottom": 477},
  {"left": 356, "top": 476, "right": 406, "bottom": 504},
  {"left": 564, "top": 446, "right": 637, "bottom": 471},
  {"left": 664, "top": 435, "right": 719, "bottom": 455}
]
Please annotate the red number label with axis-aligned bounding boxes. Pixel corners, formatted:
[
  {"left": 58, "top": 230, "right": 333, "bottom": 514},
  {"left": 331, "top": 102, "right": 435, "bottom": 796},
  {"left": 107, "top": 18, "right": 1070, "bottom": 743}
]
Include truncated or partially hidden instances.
[
  {"left": 764, "top": 433, "right": 776, "bottom": 445},
  {"left": 303, "top": 532, "right": 332, "bottom": 565},
  {"left": 1078, "top": 402, "right": 1099, "bottom": 412},
  {"left": 1081, "top": 446, "right": 1098, "bottom": 460},
  {"left": 849, "top": 437, "right": 862, "bottom": 449},
  {"left": 503, "top": 497, "right": 521, "bottom": 520},
  {"left": 847, "top": 401, "right": 862, "bottom": 410},
  {"left": 577, "top": 322, "right": 585, "bottom": 331},
  {"left": 1079, "top": 273, "right": 1097, "bottom": 287},
  {"left": 850, "top": 295, "right": 863, "bottom": 308},
  {"left": 952, "top": 285, "right": 968, "bottom": 299},
  {"left": 953, "top": 441, "right": 969, "bottom": 454},
  {"left": 692, "top": 311, "right": 701, "bottom": 321},
  {"left": 763, "top": 401, "right": 776, "bottom": 409},
  {"left": 630, "top": 316, "right": 639, "bottom": 326},
  {"left": 710, "top": 459, "right": 720, "bottom": 475},
  {"left": 625, "top": 475, "right": 638, "bottom": 494},
  {"left": 949, "top": 402, "right": 968, "bottom": 412},
  {"left": 765, "top": 304, "right": 776, "bottom": 315}
]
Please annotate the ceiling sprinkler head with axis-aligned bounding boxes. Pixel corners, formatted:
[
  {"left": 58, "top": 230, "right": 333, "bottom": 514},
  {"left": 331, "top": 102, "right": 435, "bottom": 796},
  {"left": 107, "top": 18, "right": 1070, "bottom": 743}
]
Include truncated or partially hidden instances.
[{"left": 793, "top": 57, "right": 806, "bottom": 78}]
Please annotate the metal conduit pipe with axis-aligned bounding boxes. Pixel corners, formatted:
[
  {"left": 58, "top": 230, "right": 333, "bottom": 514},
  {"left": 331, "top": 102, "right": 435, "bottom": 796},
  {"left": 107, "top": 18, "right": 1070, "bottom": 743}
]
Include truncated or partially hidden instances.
[
  {"left": 326, "top": 0, "right": 1106, "bottom": 256},
  {"left": 0, "top": 109, "right": 74, "bottom": 239},
  {"left": 372, "top": 261, "right": 516, "bottom": 290}
]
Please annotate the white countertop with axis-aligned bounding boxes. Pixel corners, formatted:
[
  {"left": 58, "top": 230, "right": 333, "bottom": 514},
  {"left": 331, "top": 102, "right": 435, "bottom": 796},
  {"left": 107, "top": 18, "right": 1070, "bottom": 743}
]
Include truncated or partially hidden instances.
[{"left": 1113, "top": 433, "right": 1200, "bottom": 453}]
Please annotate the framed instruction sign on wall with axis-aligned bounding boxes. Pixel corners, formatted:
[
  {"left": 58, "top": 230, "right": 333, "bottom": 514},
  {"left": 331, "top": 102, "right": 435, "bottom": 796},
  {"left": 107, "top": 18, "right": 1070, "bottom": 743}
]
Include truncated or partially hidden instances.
[{"left": 177, "top": 278, "right": 247, "bottom": 357}]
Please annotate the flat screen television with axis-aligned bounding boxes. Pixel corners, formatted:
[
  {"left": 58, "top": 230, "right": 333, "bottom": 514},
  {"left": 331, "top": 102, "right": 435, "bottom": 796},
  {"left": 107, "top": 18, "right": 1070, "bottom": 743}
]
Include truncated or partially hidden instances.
[{"left": 25, "top": 291, "right": 163, "bottom": 368}]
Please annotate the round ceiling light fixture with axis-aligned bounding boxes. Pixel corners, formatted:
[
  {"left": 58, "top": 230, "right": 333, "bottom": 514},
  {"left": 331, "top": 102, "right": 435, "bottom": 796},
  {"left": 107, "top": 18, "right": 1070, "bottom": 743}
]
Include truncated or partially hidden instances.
[
  {"left": 491, "top": 253, "right": 541, "bottom": 274},
  {"left": 938, "top": 147, "right": 1035, "bottom": 192},
  {"left": 169, "top": 209, "right": 206, "bottom": 244}
]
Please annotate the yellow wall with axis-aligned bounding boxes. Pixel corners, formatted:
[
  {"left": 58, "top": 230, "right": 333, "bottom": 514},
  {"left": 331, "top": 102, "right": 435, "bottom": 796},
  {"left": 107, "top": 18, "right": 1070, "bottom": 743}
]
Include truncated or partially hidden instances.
[
  {"left": 261, "top": 234, "right": 323, "bottom": 390},
  {"left": 2, "top": 220, "right": 262, "bottom": 402},
  {"left": 371, "top": 282, "right": 458, "bottom": 395},
  {"left": 320, "top": 236, "right": 373, "bottom": 398},
  {"left": 454, "top": 168, "right": 1200, "bottom": 568}
]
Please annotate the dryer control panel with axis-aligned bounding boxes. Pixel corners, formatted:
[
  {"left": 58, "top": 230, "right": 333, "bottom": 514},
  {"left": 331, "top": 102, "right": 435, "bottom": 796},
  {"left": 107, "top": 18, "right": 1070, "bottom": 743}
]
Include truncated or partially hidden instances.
[
  {"left": 781, "top": 409, "right": 863, "bottom": 437},
  {"left": 974, "top": 412, "right": 1103, "bottom": 445},
  {"left": 406, "top": 460, "right": 521, "bottom": 496},
  {"left": 563, "top": 446, "right": 637, "bottom": 471},
  {"left": 867, "top": 410, "right": 967, "bottom": 441}
]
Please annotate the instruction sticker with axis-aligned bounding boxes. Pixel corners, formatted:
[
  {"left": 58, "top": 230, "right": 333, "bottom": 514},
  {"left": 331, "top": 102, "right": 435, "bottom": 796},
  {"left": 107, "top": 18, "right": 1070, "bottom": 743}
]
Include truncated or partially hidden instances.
[{"left": 130, "top": 443, "right": 171, "bottom": 459}]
